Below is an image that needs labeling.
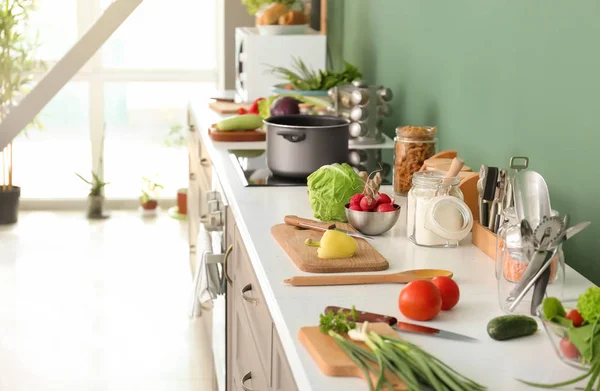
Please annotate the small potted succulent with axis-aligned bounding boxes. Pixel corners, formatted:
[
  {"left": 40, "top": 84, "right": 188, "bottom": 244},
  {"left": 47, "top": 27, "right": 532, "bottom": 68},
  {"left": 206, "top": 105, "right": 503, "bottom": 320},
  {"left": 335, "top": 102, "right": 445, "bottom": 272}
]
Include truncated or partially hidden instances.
[
  {"left": 76, "top": 172, "right": 109, "bottom": 219},
  {"left": 139, "top": 176, "right": 163, "bottom": 212}
]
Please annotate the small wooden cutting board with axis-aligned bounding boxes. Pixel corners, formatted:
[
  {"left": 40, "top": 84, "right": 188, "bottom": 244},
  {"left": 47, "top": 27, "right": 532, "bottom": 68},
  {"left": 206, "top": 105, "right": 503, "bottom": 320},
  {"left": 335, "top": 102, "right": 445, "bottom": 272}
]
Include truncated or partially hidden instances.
[
  {"left": 271, "top": 223, "right": 389, "bottom": 273},
  {"left": 299, "top": 322, "right": 407, "bottom": 390},
  {"left": 208, "top": 125, "right": 266, "bottom": 142},
  {"left": 208, "top": 100, "right": 250, "bottom": 114}
]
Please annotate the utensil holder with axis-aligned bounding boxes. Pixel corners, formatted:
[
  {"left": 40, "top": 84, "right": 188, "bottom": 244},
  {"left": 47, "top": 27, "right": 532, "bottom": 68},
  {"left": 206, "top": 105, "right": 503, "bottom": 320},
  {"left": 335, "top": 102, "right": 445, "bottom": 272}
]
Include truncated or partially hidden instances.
[{"left": 496, "top": 233, "right": 565, "bottom": 316}]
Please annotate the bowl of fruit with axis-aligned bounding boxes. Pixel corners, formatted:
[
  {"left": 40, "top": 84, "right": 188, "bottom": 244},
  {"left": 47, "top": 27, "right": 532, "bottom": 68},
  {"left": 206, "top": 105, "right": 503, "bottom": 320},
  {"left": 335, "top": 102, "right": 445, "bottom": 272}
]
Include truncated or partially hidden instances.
[
  {"left": 538, "top": 295, "right": 597, "bottom": 371},
  {"left": 345, "top": 191, "right": 401, "bottom": 236}
]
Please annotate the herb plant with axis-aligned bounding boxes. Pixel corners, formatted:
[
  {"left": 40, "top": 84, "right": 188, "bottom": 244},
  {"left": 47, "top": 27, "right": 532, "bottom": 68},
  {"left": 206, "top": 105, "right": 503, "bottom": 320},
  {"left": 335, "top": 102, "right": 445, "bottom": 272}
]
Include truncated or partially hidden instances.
[
  {"left": 266, "top": 57, "right": 362, "bottom": 91},
  {"left": 76, "top": 172, "right": 109, "bottom": 197}
]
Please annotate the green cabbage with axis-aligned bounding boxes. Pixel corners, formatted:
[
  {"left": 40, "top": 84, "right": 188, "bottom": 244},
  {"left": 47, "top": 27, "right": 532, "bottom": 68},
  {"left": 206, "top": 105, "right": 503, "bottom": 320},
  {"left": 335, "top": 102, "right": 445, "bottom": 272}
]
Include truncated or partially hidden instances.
[{"left": 307, "top": 163, "right": 364, "bottom": 222}]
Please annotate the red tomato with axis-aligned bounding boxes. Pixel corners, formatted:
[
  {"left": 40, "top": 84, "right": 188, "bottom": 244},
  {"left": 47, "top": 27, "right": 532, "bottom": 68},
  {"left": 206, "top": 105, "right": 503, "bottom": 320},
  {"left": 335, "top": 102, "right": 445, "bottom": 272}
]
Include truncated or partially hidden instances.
[
  {"left": 560, "top": 337, "right": 580, "bottom": 359},
  {"left": 398, "top": 280, "right": 442, "bottom": 321},
  {"left": 566, "top": 309, "right": 584, "bottom": 327},
  {"left": 431, "top": 276, "right": 460, "bottom": 310},
  {"left": 237, "top": 107, "right": 247, "bottom": 115}
]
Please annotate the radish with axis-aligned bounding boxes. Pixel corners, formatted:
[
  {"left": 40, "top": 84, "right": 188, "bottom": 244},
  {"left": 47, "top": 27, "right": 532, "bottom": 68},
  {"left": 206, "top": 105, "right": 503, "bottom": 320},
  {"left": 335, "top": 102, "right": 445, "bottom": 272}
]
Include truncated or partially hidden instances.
[
  {"left": 349, "top": 204, "right": 363, "bottom": 211},
  {"left": 349, "top": 193, "right": 364, "bottom": 206},
  {"left": 360, "top": 195, "right": 377, "bottom": 211},
  {"left": 377, "top": 193, "right": 392, "bottom": 205},
  {"left": 376, "top": 203, "right": 397, "bottom": 212}
]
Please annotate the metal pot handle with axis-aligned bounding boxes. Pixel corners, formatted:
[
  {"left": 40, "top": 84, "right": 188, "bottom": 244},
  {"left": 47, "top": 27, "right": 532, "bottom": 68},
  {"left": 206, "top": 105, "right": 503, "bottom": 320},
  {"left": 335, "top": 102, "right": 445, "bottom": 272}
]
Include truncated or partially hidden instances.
[{"left": 276, "top": 129, "right": 306, "bottom": 143}]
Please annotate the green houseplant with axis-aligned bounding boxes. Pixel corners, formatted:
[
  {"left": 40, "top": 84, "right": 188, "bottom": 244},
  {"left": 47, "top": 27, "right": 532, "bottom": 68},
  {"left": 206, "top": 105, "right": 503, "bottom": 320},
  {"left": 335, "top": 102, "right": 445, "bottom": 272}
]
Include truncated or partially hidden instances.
[
  {"left": 76, "top": 172, "right": 109, "bottom": 219},
  {"left": 139, "top": 176, "right": 163, "bottom": 211},
  {"left": 0, "top": 0, "right": 43, "bottom": 224}
]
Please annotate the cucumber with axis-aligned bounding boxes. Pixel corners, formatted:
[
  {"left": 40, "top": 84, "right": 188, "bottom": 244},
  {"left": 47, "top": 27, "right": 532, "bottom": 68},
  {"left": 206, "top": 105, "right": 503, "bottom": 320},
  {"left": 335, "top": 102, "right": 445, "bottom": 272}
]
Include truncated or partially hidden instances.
[
  {"left": 216, "top": 114, "right": 263, "bottom": 131},
  {"left": 487, "top": 315, "right": 538, "bottom": 341}
]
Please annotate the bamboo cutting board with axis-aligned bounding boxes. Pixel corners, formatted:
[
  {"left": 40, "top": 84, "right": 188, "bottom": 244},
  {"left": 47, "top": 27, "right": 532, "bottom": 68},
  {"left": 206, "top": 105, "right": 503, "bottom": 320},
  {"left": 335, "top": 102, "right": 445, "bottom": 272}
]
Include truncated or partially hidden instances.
[
  {"left": 271, "top": 223, "right": 389, "bottom": 273},
  {"left": 208, "top": 125, "right": 266, "bottom": 142},
  {"left": 299, "top": 322, "right": 407, "bottom": 390}
]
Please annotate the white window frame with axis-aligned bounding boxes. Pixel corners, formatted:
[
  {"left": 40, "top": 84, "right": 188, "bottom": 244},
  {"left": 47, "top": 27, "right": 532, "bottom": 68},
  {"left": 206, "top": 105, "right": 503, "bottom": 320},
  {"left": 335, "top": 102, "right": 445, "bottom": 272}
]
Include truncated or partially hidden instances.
[{"left": 20, "top": 0, "right": 222, "bottom": 209}]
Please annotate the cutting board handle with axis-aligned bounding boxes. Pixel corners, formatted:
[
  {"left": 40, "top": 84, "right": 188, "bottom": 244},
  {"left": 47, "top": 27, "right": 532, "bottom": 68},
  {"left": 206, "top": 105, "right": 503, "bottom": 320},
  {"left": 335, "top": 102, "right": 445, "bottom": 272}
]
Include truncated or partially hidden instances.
[{"left": 284, "top": 215, "right": 336, "bottom": 231}]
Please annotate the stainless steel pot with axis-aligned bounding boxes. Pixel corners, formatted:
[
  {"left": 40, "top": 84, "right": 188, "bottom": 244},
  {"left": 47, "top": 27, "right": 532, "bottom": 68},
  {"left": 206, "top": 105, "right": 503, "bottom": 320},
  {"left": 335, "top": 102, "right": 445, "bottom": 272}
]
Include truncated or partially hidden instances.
[{"left": 265, "top": 115, "right": 350, "bottom": 178}]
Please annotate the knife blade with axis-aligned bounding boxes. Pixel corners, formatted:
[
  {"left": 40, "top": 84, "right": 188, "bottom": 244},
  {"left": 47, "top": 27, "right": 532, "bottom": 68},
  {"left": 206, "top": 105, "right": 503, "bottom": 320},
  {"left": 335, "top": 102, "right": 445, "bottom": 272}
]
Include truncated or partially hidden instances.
[
  {"left": 324, "top": 306, "right": 478, "bottom": 342},
  {"left": 284, "top": 215, "right": 374, "bottom": 241}
]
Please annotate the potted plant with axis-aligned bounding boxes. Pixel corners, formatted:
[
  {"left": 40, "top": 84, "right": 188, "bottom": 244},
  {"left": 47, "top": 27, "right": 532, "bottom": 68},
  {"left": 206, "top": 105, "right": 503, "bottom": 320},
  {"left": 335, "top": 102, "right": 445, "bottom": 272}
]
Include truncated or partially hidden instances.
[
  {"left": 165, "top": 124, "right": 188, "bottom": 216},
  {"left": 76, "top": 172, "right": 109, "bottom": 219},
  {"left": 0, "top": 0, "right": 43, "bottom": 225},
  {"left": 139, "top": 176, "right": 163, "bottom": 211}
]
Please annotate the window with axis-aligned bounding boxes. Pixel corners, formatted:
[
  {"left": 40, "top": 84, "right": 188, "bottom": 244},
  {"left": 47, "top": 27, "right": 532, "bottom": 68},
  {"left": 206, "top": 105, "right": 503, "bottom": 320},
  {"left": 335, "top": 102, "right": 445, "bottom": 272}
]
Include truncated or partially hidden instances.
[{"left": 18, "top": 0, "right": 217, "bottom": 200}]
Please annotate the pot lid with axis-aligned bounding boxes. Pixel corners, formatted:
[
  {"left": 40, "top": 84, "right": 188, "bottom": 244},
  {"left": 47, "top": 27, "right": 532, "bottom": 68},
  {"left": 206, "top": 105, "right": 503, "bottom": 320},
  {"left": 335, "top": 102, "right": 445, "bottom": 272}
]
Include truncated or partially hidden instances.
[{"left": 0, "top": 0, "right": 143, "bottom": 151}]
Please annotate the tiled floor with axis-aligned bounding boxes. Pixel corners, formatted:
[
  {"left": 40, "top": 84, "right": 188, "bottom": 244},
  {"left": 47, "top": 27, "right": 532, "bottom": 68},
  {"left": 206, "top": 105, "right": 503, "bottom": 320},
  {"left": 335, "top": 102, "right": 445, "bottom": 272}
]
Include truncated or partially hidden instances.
[{"left": 0, "top": 211, "right": 215, "bottom": 391}]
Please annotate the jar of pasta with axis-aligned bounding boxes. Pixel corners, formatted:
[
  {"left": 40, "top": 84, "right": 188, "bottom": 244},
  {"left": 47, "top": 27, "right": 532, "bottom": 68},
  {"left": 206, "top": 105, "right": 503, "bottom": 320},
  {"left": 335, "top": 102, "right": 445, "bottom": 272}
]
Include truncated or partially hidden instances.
[{"left": 393, "top": 126, "right": 438, "bottom": 195}]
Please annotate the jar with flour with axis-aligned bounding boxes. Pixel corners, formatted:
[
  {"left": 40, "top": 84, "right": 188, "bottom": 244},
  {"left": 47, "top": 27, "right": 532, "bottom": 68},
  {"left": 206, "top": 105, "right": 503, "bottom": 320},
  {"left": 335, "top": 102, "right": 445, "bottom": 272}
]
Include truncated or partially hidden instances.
[{"left": 407, "top": 168, "right": 473, "bottom": 248}]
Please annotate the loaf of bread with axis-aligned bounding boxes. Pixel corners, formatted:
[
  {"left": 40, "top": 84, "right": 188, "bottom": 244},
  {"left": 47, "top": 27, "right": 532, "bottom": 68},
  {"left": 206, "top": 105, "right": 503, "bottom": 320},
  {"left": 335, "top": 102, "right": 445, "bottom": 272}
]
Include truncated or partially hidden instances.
[
  {"left": 279, "top": 10, "right": 306, "bottom": 26},
  {"left": 257, "top": 3, "right": 289, "bottom": 25}
]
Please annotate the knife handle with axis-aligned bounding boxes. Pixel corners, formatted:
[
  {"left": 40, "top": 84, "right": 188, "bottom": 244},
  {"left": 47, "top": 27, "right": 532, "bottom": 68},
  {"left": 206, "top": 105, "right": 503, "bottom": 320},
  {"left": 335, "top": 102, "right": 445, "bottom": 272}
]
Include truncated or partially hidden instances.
[
  {"left": 324, "top": 306, "right": 397, "bottom": 326},
  {"left": 284, "top": 215, "right": 335, "bottom": 231}
]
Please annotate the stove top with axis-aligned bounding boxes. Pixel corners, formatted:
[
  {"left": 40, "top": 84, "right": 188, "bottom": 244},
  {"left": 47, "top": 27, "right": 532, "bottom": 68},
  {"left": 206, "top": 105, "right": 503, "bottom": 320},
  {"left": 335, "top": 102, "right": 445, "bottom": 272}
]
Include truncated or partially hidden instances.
[{"left": 229, "top": 149, "right": 393, "bottom": 187}]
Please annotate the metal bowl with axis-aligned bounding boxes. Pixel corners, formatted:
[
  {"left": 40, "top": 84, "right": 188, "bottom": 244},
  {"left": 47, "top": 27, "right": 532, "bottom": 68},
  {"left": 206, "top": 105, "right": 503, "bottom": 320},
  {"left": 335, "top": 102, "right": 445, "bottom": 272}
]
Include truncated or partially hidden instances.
[{"left": 345, "top": 203, "right": 401, "bottom": 236}]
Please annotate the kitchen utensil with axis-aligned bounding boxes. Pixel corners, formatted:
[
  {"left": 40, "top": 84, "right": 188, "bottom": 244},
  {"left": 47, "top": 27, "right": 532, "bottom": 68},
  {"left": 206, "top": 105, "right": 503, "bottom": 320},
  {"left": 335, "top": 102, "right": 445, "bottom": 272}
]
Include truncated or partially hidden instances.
[
  {"left": 508, "top": 216, "right": 564, "bottom": 301},
  {"left": 537, "top": 300, "right": 591, "bottom": 370},
  {"left": 284, "top": 215, "right": 375, "bottom": 241},
  {"left": 208, "top": 100, "right": 250, "bottom": 114},
  {"left": 489, "top": 169, "right": 507, "bottom": 233},
  {"left": 264, "top": 115, "right": 350, "bottom": 178},
  {"left": 298, "top": 323, "right": 407, "bottom": 390},
  {"left": 344, "top": 203, "right": 401, "bottom": 236},
  {"left": 520, "top": 219, "right": 535, "bottom": 262},
  {"left": 271, "top": 223, "right": 388, "bottom": 273},
  {"left": 509, "top": 156, "right": 529, "bottom": 172},
  {"left": 208, "top": 124, "right": 266, "bottom": 142},
  {"left": 513, "top": 170, "right": 552, "bottom": 228},
  {"left": 284, "top": 269, "right": 453, "bottom": 286},
  {"left": 482, "top": 166, "right": 499, "bottom": 227},
  {"left": 324, "top": 307, "right": 478, "bottom": 342},
  {"left": 557, "top": 221, "right": 591, "bottom": 243},
  {"left": 477, "top": 165, "right": 488, "bottom": 226}
]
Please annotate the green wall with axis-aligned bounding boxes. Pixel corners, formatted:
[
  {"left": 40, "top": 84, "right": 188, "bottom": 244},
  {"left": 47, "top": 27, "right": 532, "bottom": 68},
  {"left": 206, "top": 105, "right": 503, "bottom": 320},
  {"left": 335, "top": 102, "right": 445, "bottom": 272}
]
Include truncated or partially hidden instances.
[{"left": 328, "top": 0, "right": 600, "bottom": 284}]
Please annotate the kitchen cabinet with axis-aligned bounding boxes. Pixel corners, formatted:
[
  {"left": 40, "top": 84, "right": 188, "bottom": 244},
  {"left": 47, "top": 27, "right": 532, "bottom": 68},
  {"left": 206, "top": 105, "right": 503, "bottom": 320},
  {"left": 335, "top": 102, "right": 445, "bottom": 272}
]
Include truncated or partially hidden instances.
[
  {"left": 271, "top": 327, "right": 298, "bottom": 391},
  {"left": 226, "top": 218, "right": 298, "bottom": 391}
]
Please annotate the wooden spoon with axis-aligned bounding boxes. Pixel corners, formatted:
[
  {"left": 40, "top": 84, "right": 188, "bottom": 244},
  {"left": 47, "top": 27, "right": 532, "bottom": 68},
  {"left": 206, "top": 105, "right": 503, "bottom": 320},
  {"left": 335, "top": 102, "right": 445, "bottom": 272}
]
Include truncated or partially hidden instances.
[{"left": 284, "top": 269, "right": 453, "bottom": 287}]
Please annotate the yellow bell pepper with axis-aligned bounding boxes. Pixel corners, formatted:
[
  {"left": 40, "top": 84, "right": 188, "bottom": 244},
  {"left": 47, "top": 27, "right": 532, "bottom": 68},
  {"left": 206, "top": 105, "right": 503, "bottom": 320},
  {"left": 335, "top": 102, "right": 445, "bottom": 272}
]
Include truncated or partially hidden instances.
[{"left": 305, "top": 230, "right": 357, "bottom": 259}]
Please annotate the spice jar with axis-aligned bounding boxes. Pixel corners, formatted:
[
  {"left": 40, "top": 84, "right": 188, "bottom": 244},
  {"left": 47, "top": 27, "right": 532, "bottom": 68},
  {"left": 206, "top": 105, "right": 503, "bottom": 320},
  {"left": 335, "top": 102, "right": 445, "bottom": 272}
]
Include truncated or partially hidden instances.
[
  {"left": 394, "top": 126, "right": 438, "bottom": 195},
  {"left": 406, "top": 172, "right": 473, "bottom": 248}
]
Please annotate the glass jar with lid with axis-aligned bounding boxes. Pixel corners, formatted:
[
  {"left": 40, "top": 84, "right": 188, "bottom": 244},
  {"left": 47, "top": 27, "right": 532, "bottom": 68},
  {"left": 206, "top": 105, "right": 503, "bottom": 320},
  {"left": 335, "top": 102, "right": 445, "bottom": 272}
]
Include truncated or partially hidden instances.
[
  {"left": 496, "top": 208, "right": 565, "bottom": 315},
  {"left": 393, "top": 126, "right": 438, "bottom": 195},
  {"left": 406, "top": 172, "right": 473, "bottom": 248}
]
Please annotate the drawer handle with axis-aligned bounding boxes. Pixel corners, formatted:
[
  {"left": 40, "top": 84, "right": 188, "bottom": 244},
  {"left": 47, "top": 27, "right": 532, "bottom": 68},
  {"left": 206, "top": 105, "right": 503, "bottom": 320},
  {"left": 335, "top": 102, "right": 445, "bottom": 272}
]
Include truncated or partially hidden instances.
[
  {"left": 241, "top": 372, "right": 257, "bottom": 391},
  {"left": 200, "top": 158, "right": 210, "bottom": 167},
  {"left": 224, "top": 244, "right": 233, "bottom": 285},
  {"left": 241, "top": 283, "right": 257, "bottom": 305}
]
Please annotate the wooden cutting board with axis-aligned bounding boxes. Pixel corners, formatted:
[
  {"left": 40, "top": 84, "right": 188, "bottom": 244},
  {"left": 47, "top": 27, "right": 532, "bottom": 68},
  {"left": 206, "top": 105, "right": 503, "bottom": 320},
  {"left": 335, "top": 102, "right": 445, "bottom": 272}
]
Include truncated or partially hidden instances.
[
  {"left": 208, "top": 100, "right": 251, "bottom": 114},
  {"left": 299, "top": 322, "right": 407, "bottom": 390},
  {"left": 208, "top": 125, "right": 266, "bottom": 142},
  {"left": 271, "top": 223, "right": 389, "bottom": 273}
]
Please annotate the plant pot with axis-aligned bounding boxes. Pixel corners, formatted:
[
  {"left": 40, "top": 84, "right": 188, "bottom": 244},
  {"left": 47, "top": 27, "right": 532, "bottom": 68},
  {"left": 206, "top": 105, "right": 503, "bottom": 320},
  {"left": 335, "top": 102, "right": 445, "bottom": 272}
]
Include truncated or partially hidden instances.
[
  {"left": 0, "top": 186, "right": 20, "bottom": 225},
  {"left": 87, "top": 195, "right": 105, "bottom": 219},
  {"left": 177, "top": 188, "right": 187, "bottom": 215},
  {"left": 141, "top": 200, "right": 158, "bottom": 210}
]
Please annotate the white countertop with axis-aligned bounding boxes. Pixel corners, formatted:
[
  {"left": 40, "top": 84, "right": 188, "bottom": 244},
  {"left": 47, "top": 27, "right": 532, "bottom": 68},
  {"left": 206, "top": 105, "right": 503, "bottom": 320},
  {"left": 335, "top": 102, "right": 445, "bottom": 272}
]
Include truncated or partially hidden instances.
[{"left": 190, "top": 101, "right": 594, "bottom": 391}]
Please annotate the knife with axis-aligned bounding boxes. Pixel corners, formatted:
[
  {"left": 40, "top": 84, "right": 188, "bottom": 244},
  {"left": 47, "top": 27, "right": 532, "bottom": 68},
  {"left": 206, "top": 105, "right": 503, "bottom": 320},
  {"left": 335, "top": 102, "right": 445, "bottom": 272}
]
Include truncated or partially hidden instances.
[
  {"left": 284, "top": 215, "right": 374, "bottom": 241},
  {"left": 324, "top": 306, "right": 478, "bottom": 342}
]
